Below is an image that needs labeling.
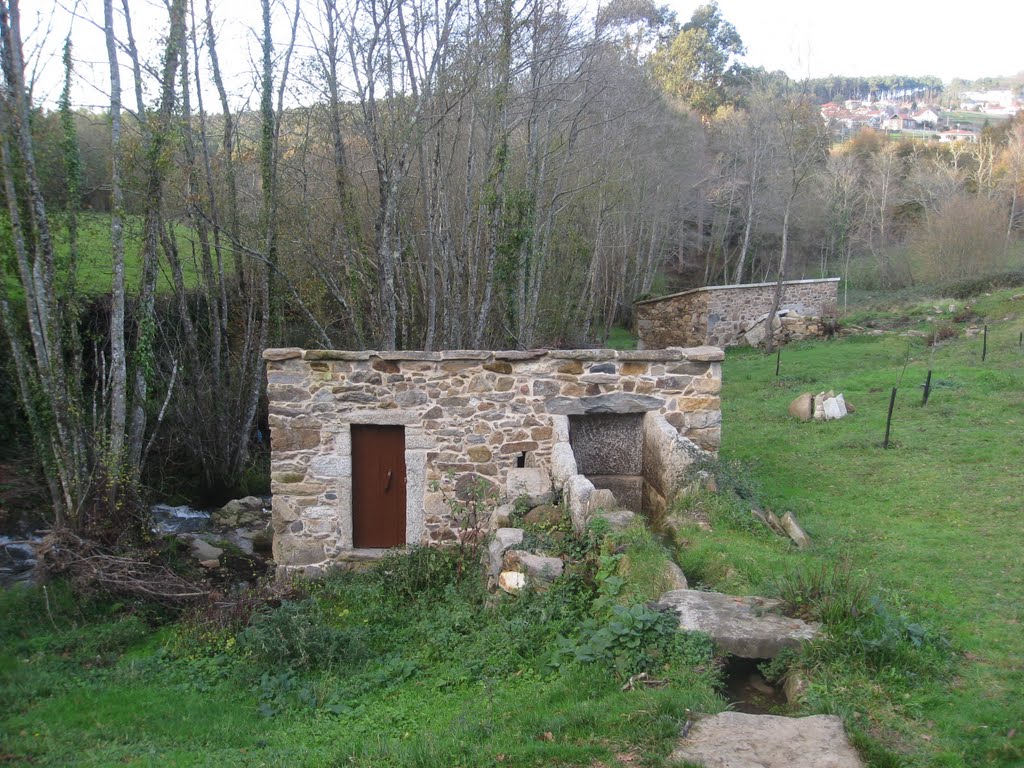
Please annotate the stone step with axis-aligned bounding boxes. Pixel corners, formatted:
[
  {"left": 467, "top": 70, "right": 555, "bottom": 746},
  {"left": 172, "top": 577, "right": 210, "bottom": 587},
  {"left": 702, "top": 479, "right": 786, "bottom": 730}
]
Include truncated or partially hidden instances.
[
  {"left": 656, "top": 589, "right": 819, "bottom": 659},
  {"left": 670, "top": 712, "right": 863, "bottom": 767}
]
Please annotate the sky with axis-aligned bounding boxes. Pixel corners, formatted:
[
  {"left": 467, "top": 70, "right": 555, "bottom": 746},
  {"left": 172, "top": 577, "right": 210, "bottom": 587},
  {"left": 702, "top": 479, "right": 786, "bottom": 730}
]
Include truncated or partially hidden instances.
[
  {"left": 19, "top": 0, "right": 1024, "bottom": 110},
  {"left": 705, "top": 0, "right": 1024, "bottom": 83}
]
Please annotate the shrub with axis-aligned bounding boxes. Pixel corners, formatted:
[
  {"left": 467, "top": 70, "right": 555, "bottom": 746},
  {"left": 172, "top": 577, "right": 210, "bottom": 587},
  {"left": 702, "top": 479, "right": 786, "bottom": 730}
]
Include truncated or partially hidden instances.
[
  {"left": 911, "top": 195, "right": 1011, "bottom": 284},
  {"left": 237, "top": 598, "right": 369, "bottom": 672},
  {"left": 939, "top": 269, "right": 1024, "bottom": 299}
]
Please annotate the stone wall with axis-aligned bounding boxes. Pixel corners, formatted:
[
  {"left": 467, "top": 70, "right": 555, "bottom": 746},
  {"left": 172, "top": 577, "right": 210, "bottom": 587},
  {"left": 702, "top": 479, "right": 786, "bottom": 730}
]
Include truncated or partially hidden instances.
[
  {"left": 635, "top": 278, "right": 839, "bottom": 349},
  {"left": 265, "top": 346, "right": 723, "bottom": 576}
]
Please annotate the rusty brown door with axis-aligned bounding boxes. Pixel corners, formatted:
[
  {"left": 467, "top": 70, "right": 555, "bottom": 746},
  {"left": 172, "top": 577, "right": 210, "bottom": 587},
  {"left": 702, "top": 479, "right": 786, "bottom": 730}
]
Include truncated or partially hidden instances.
[{"left": 352, "top": 425, "right": 406, "bottom": 548}]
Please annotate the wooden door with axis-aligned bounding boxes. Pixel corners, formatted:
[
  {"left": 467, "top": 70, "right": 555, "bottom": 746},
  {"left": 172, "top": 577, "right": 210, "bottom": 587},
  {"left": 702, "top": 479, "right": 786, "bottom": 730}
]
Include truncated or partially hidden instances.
[{"left": 352, "top": 425, "right": 406, "bottom": 548}]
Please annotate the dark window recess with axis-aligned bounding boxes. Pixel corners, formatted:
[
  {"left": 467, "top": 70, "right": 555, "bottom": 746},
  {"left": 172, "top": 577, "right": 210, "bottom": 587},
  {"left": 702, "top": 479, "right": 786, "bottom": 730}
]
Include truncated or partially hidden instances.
[{"left": 516, "top": 452, "right": 527, "bottom": 468}]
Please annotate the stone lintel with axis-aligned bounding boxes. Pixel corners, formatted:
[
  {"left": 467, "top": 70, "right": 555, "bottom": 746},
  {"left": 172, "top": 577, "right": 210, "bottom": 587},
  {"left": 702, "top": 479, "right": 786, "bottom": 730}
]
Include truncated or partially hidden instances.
[{"left": 545, "top": 393, "right": 665, "bottom": 415}]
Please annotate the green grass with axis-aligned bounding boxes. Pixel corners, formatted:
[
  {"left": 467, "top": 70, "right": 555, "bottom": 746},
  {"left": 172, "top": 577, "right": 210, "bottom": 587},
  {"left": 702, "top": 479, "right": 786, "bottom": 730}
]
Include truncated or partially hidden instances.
[
  {"left": 2, "top": 213, "right": 210, "bottom": 299},
  {"left": 671, "top": 287, "right": 1024, "bottom": 766},
  {"left": 0, "top": 544, "right": 722, "bottom": 767}
]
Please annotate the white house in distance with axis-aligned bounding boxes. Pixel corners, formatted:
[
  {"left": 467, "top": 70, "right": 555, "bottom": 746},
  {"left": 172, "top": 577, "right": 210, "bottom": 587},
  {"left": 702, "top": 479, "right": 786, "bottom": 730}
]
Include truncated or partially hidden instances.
[
  {"left": 939, "top": 128, "right": 978, "bottom": 143},
  {"left": 960, "top": 90, "right": 1019, "bottom": 116}
]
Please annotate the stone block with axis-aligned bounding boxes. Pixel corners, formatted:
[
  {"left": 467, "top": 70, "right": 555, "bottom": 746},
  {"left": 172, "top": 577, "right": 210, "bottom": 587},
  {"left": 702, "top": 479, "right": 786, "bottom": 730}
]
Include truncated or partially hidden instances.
[
  {"left": 566, "top": 474, "right": 596, "bottom": 533},
  {"left": 656, "top": 589, "right": 820, "bottom": 658},
  {"left": 504, "top": 550, "right": 564, "bottom": 581},
  {"left": 505, "top": 467, "right": 554, "bottom": 507},
  {"left": 488, "top": 527, "right": 524, "bottom": 577}
]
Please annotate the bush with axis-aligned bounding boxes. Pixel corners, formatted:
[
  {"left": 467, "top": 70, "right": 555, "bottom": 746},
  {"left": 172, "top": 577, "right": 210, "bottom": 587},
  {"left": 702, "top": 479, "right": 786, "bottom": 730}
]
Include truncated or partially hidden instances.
[
  {"left": 939, "top": 269, "right": 1024, "bottom": 299},
  {"left": 911, "top": 195, "right": 1011, "bottom": 284},
  {"left": 237, "top": 598, "right": 369, "bottom": 672}
]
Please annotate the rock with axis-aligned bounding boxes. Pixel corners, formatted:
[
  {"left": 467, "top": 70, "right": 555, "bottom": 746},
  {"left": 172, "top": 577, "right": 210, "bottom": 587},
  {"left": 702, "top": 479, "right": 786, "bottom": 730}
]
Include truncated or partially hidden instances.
[
  {"left": 523, "top": 504, "right": 562, "bottom": 527},
  {"left": 587, "top": 488, "right": 617, "bottom": 514},
  {"left": 1012, "top": 293, "right": 1024, "bottom": 301},
  {"left": 488, "top": 527, "right": 524, "bottom": 578},
  {"left": 549, "top": 441, "right": 578, "bottom": 491},
  {"left": 784, "top": 671, "right": 810, "bottom": 704},
  {"left": 498, "top": 570, "right": 527, "bottom": 593},
  {"left": 821, "top": 396, "right": 845, "bottom": 421},
  {"left": 662, "top": 559, "right": 688, "bottom": 590},
  {"left": 596, "top": 509, "right": 636, "bottom": 531},
  {"left": 671, "top": 712, "right": 864, "bottom": 768},
  {"left": 844, "top": 397, "right": 855, "bottom": 414},
  {"left": 780, "top": 511, "right": 811, "bottom": 549},
  {"left": 491, "top": 503, "right": 514, "bottom": 530},
  {"left": 566, "top": 474, "right": 596, "bottom": 533},
  {"left": 788, "top": 393, "right": 813, "bottom": 421},
  {"left": 504, "top": 550, "right": 564, "bottom": 581},
  {"left": 190, "top": 538, "right": 224, "bottom": 562},
  {"left": 199, "top": 559, "right": 220, "bottom": 570},
  {"left": 505, "top": 467, "right": 553, "bottom": 507},
  {"left": 213, "top": 495, "right": 266, "bottom": 525},
  {"left": 656, "top": 589, "right": 820, "bottom": 659},
  {"left": 544, "top": 393, "right": 665, "bottom": 416},
  {"left": 812, "top": 393, "right": 825, "bottom": 421}
]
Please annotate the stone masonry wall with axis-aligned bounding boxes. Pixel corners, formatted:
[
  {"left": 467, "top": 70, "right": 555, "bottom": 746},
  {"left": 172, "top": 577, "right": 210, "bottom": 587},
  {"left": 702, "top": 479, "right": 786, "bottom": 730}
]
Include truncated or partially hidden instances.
[
  {"left": 265, "top": 346, "right": 723, "bottom": 576},
  {"left": 635, "top": 278, "right": 839, "bottom": 349}
]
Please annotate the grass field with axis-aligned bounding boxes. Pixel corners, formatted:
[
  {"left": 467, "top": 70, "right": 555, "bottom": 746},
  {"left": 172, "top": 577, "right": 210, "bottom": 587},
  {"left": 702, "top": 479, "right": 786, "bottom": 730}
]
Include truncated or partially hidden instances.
[
  {"left": 2, "top": 213, "right": 209, "bottom": 299},
  {"left": 685, "top": 288, "right": 1024, "bottom": 766},
  {"left": 1, "top": 289, "right": 1023, "bottom": 766}
]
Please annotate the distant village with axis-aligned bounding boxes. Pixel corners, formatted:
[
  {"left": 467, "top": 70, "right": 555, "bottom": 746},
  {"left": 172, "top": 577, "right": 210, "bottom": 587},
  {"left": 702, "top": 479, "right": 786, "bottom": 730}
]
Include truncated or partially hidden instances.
[{"left": 820, "top": 88, "right": 1021, "bottom": 142}]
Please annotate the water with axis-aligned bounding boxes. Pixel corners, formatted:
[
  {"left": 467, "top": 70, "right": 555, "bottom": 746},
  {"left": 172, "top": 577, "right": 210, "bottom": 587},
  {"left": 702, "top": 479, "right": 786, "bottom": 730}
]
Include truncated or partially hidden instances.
[
  {"left": 0, "top": 535, "right": 41, "bottom": 587},
  {"left": 151, "top": 504, "right": 212, "bottom": 534}
]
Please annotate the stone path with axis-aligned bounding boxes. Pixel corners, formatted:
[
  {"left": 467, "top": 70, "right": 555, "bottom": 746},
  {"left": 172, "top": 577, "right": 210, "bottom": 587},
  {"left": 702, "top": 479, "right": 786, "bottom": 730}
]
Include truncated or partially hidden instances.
[
  {"left": 670, "top": 712, "right": 863, "bottom": 767},
  {"left": 658, "top": 590, "right": 862, "bottom": 767},
  {"left": 656, "top": 589, "right": 820, "bottom": 659}
]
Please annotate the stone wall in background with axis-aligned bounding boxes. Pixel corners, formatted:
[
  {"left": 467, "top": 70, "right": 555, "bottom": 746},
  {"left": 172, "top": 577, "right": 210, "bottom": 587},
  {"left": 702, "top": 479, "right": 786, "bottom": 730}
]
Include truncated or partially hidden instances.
[
  {"left": 265, "top": 346, "right": 723, "bottom": 576},
  {"left": 635, "top": 278, "right": 839, "bottom": 349}
]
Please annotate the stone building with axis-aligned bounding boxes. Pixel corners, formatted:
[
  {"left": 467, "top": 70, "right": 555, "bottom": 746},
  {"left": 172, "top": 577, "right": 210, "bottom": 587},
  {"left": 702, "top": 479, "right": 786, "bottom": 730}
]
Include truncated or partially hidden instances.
[
  {"left": 634, "top": 278, "right": 839, "bottom": 349},
  {"left": 264, "top": 346, "right": 723, "bottom": 577}
]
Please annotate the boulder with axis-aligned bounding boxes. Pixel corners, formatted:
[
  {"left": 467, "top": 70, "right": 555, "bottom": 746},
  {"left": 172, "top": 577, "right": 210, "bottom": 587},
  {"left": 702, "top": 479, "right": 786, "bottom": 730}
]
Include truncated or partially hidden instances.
[
  {"left": 213, "top": 495, "right": 266, "bottom": 525},
  {"left": 788, "top": 393, "right": 813, "bottom": 421},
  {"left": 671, "top": 712, "right": 864, "bottom": 768},
  {"left": 523, "top": 504, "right": 562, "bottom": 527},
  {"left": 190, "top": 538, "right": 223, "bottom": 562},
  {"left": 821, "top": 396, "right": 845, "bottom": 421},
  {"left": 587, "top": 488, "right": 618, "bottom": 514},
  {"left": 656, "top": 589, "right": 820, "bottom": 659},
  {"left": 488, "top": 527, "right": 524, "bottom": 578},
  {"left": 812, "top": 393, "right": 825, "bottom": 422},
  {"left": 549, "top": 442, "right": 578, "bottom": 491},
  {"left": 504, "top": 550, "right": 564, "bottom": 582},
  {"left": 566, "top": 474, "right": 596, "bottom": 533},
  {"left": 505, "top": 467, "right": 554, "bottom": 507},
  {"left": 596, "top": 509, "right": 636, "bottom": 531},
  {"left": 490, "top": 503, "right": 514, "bottom": 530},
  {"left": 780, "top": 511, "right": 811, "bottom": 549},
  {"left": 498, "top": 570, "right": 526, "bottom": 593},
  {"left": 662, "top": 560, "right": 689, "bottom": 590}
]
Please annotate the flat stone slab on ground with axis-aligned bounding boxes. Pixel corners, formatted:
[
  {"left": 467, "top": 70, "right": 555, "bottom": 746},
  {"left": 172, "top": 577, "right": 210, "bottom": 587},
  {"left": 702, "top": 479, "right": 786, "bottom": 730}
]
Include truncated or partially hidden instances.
[
  {"left": 670, "top": 712, "right": 863, "bottom": 767},
  {"left": 657, "top": 589, "right": 819, "bottom": 658}
]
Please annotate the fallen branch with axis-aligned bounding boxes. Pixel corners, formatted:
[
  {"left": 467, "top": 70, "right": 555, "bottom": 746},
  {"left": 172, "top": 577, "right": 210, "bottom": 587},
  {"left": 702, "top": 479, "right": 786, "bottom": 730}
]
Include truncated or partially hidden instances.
[{"left": 38, "top": 529, "right": 209, "bottom": 607}]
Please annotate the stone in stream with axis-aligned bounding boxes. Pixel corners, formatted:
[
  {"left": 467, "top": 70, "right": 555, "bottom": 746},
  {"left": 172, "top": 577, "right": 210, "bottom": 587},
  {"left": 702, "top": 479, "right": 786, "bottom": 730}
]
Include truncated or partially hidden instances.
[
  {"left": 670, "top": 711, "right": 863, "bottom": 767},
  {"left": 656, "top": 589, "right": 819, "bottom": 659}
]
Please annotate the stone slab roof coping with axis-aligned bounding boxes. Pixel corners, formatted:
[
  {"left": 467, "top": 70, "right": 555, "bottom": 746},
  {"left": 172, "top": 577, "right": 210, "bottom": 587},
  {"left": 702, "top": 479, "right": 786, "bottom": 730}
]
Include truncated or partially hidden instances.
[
  {"left": 261, "top": 346, "right": 725, "bottom": 362},
  {"left": 634, "top": 277, "right": 841, "bottom": 306}
]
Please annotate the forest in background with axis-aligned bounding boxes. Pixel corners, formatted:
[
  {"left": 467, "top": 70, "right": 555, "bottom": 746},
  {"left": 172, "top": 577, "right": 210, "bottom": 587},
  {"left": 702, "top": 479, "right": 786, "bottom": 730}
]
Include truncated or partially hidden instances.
[{"left": 2, "top": 0, "right": 1024, "bottom": 520}]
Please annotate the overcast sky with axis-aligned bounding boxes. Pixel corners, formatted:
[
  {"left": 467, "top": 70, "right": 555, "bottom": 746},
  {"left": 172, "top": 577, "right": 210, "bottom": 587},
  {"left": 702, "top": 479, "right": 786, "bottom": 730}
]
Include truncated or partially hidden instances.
[{"left": 22, "top": 0, "right": 1024, "bottom": 110}]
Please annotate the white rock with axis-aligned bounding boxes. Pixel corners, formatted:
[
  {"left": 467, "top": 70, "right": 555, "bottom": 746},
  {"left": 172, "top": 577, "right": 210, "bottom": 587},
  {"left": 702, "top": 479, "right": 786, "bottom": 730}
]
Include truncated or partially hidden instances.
[
  {"left": 498, "top": 570, "right": 526, "bottom": 593},
  {"left": 822, "top": 397, "right": 844, "bottom": 421}
]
